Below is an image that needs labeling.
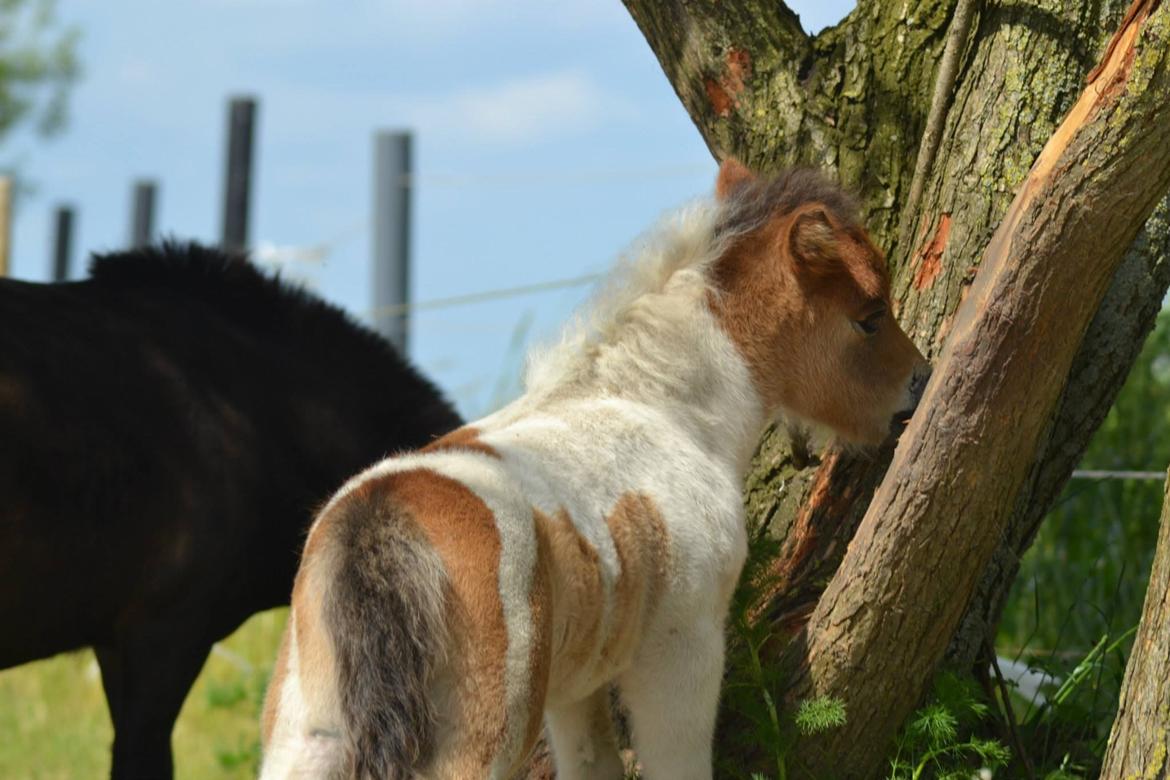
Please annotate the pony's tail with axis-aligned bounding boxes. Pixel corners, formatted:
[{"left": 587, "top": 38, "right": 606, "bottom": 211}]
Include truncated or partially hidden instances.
[{"left": 324, "top": 496, "right": 449, "bottom": 780}]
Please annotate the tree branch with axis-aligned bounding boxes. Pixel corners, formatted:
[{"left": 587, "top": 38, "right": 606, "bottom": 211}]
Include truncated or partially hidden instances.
[
  {"left": 946, "top": 192, "right": 1170, "bottom": 665},
  {"left": 898, "top": 0, "right": 981, "bottom": 247},
  {"left": 782, "top": 2, "right": 1170, "bottom": 774},
  {"left": 620, "top": 0, "right": 813, "bottom": 166}
]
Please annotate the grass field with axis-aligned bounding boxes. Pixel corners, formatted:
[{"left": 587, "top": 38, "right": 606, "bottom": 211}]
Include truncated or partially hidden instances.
[{"left": 0, "top": 609, "right": 286, "bottom": 780}]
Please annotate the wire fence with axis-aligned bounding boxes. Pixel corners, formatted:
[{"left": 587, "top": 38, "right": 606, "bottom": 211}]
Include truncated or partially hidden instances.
[{"left": 1070, "top": 470, "right": 1166, "bottom": 481}]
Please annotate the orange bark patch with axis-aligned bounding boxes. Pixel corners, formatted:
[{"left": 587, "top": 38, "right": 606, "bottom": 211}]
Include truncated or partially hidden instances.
[
  {"left": 912, "top": 214, "right": 952, "bottom": 290},
  {"left": 725, "top": 48, "right": 752, "bottom": 93},
  {"left": 421, "top": 426, "right": 500, "bottom": 459},
  {"left": 375, "top": 468, "right": 509, "bottom": 766},
  {"left": 601, "top": 492, "right": 670, "bottom": 664},
  {"left": 768, "top": 451, "right": 842, "bottom": 595},
  {"left": 705, "top": 47, "right": 752, "bottom": 118},
  {"left": 705, "top": 79, "right": 734, "bottom": 117}
]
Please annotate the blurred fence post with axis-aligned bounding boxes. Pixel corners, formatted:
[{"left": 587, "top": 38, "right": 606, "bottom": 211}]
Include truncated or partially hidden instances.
[
  {"left": 52, "top": 205, "right": 74, "bottom": 282},
  {"left": 371, "top": 129, "right": 412, "bottom": 354},
  {"left": 0, "top": 176, "right": 10, "bottom": 277},
  {"left": 221, "top": 96, "right": 257, "bottom": 253},
  {"left": 130, "top": 179, "right": 158, "bottom": 249}
]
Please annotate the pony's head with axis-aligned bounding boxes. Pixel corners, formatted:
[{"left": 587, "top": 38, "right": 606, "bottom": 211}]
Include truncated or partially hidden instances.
[{"left": 708, "top": 160, "right": 928, "bottom": 446}]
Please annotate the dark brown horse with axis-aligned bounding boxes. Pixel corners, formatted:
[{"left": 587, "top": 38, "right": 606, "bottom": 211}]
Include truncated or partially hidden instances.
[{"left": 0, "top": 243, "right": 461, "bottom": 778}]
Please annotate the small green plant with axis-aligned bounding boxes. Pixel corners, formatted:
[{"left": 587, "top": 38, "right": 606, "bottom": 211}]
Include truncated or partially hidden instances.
[
  {"left": 717, "top": 516, "right": 847, "bottom": 779},
  {"left": 794, "top": 696, "right": 847, "bottom": 736},
  {"left": 888, "top": 673, "right": 1010, "bottom": 780}
]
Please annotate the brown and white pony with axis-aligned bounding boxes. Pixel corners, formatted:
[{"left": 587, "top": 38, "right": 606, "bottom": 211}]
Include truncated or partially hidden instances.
[{"left": 260, "top": 161, "right": 928, "bottom": 779}]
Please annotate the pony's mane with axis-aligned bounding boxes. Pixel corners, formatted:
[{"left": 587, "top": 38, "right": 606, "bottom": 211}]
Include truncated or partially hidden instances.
[
  {"left": 88, "top": 241, "right": 405, "bottom": 368},
  {"left": 524, "top": 168, "right": 858, "bottom": 393},
  {"left": 524, "top": 200, "right": 726, "bottom": 392}
]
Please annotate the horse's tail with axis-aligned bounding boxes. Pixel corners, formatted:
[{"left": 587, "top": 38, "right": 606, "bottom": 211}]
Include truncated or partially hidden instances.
[{"left": 323, "top": 493, "right": 449, "bottom": 780}]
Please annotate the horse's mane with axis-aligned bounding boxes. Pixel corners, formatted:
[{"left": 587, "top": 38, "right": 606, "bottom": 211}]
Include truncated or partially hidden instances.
[
  {"left": 524, "top": 168, "right": 859, "bottom": 393},
  {"left": 88, "top": 241, "right": 403, "bottom": 367}
]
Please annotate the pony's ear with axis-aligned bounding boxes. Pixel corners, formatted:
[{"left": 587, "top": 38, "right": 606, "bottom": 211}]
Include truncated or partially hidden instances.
[
  {"left": 715, "top": 158, "right": 754, "bottom": 199},
  {"left": 788, "top": 207, "right": 841, "bottom": 279}
]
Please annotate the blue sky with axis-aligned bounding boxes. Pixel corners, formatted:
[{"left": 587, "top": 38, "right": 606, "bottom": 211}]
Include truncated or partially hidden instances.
[{"left": 6, "top": 0, "right": 854, "bottom": 417}]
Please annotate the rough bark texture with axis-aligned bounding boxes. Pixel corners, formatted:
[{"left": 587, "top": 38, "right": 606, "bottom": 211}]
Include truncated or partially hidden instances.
[
  {"left": 1100, "top": 469, "right": 1170, "bottom": 778},
  {"left": 950, "top": 196, "right": 1170, "bottom": 663},
  {"left": 783, "top": 2, "right": 1170, "bottom": 773},
  {"left": 624, "top": 0, "right": 1170, "bottom": 675}
]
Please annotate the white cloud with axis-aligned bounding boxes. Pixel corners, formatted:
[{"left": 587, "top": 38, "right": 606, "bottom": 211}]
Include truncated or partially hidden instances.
[{"left": 410, "top": 70, "right": 629, "bottom": 144}]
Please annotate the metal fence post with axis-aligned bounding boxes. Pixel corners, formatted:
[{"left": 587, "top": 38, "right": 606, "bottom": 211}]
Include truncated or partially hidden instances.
[{"left": 371, "top": 130, "right": 413, "bottom": 353}]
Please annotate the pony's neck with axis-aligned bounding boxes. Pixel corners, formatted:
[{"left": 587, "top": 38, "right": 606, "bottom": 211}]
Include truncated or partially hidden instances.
[
  {"left": 546, "top": 288, "right": 767, "bottom": 474},
  {"left": 519, "top": 200, "right": 769, "bottom": 472}
]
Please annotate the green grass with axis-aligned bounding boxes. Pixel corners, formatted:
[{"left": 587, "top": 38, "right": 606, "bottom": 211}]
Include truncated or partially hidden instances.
[{"left": 0, "top": 608, "right": 286, "bottom": 779}]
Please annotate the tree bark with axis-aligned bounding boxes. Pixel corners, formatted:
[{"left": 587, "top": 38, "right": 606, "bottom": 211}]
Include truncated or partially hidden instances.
[
  {"left": 625, "top": 0, "right": 1170, "bottom": 676},
  {"left": 783, "top": 2, "right": 1170, "bottom": 773},
  {"left": 1100, "top": 468, "right": 1170, "bottom": 778}
]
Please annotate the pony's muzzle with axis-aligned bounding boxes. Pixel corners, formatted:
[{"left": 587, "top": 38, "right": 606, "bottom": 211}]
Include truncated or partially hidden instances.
[{"left": 890, "top": 363, "right": 932, "bottom": 431}]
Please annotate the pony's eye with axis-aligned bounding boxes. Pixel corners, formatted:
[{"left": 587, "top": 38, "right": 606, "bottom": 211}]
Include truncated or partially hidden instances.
[{"left": 854, "top": 309, "right": 885, "bottom": 336}]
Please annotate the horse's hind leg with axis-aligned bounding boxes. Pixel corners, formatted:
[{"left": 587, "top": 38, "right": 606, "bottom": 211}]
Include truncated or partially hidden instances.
[{"left": 95, "top": 626, "right": 212, "bottom": 779}]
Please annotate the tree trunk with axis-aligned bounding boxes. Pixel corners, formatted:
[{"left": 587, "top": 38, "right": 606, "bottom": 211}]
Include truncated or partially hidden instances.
[
  {"left": 622, "top": 0, "right": 1170, "bottom": 772},
  {"left": 624, "top": 0, "right": 1170, "bottom": 682},
  {"left": 1100, "top": 468, "right": 1170, "bottom": 778},
  {"left": 781, "top": 4, "right": 1170, "bottom": 772}
]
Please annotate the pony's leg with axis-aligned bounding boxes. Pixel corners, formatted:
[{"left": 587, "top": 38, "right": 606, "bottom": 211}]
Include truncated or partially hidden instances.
[
  {"left": 95, "top": 626, "right": 212, "bottom": 780},
  {"left": 545, "top": 687, "right": 624, "bottom": 780},
  {"left": 619, "top": 619, "right": 724, "bottom": 780}
]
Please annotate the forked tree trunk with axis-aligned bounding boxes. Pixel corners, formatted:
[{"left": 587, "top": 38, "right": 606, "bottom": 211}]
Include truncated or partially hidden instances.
[
  {"left": 780, "top": 4, "right": 1170, "bottom": 772},
  {"left": 628, "top": 0, "right": 1170, "bottom": 661},
  {"left": 623, "top": 0, "right": 1170, "bottom": 773},
  {"left": 1100, "top": 469, "right": 1170, "bottom": 778}
]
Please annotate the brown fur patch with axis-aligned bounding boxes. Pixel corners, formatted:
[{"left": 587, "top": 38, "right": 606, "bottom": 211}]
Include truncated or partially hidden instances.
[
  {"left": 601, "top": 492, "right": 670, "bottom": 664},
  {"left": 260, "top": 619, "right": 292, "bottom": 746},
  {"left": 716, "top": 159, "right": 754, "bottom": 199},
  {"left": 368, "top": 468, "right": 509, "bottom": 769},
  {"left": 523, "top": 514, "right": 554, "bottom": 756},
  {"left": 535, "top": 508, "right": 605, "bottom": 689},
  {"left": 420, "top": 426, "right": 500, "bottom": 459},
  {"left": 290, "top": 552, "right": 339, "bottom": 717}
]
